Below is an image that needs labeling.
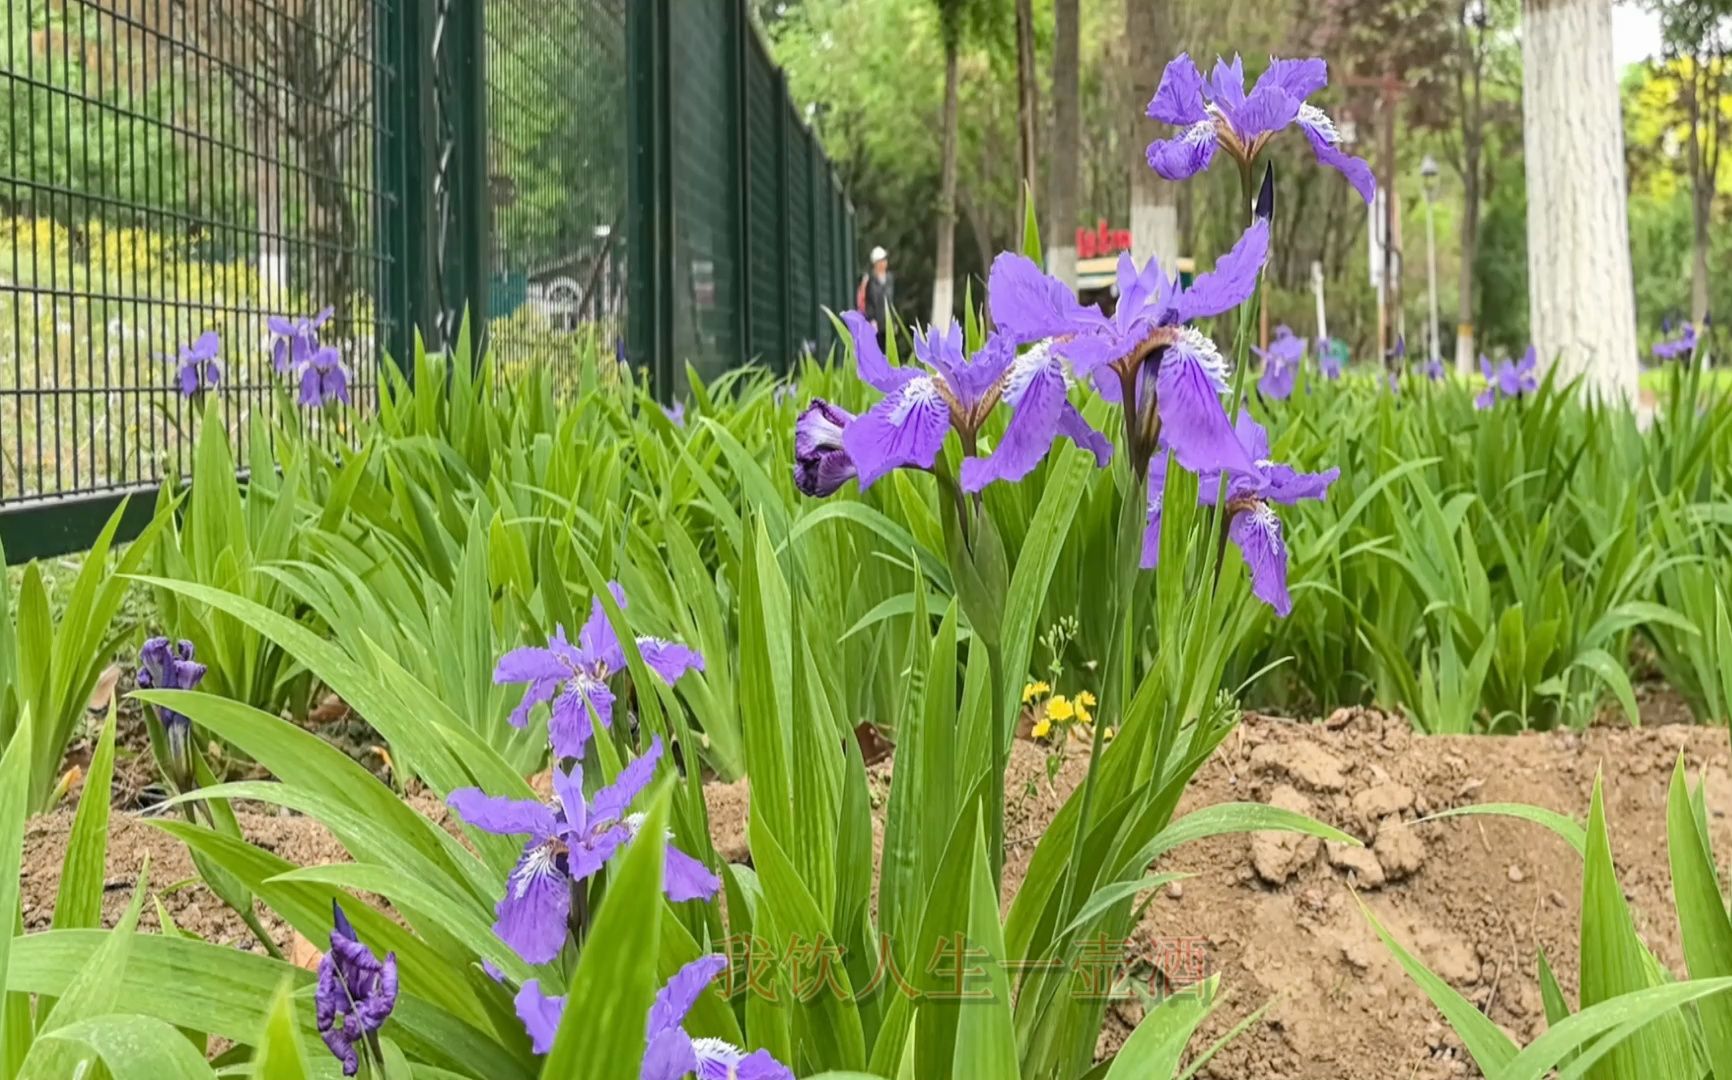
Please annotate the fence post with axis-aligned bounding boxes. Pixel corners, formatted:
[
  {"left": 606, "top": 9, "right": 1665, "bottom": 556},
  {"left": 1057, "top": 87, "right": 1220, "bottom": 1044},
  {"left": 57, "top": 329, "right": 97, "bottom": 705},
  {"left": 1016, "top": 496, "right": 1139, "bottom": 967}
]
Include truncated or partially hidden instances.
[
  {"left": 731, "top": 0, "right": 753, "bottom": 371},
  {"left": 378, "top": 0, "right": 433, "bottom": 378},
  {"left": 775, "top": 72, "right": 795, "bottom": 370},
  {"left": 429, "top": 0, "right": 490, "bottom": 363},
  {"left": 628, "top": 0, "right": 674, "bottom": 399}
]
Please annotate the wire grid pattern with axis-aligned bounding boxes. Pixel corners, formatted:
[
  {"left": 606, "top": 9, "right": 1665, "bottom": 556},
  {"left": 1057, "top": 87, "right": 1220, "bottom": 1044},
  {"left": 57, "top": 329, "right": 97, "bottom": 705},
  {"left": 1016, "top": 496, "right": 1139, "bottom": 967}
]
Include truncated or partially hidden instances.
[
  {"left": 667, "top": 1, "right": 740, "bottom": 387},
  {"left": 0, "top": 0, "right": 389, "bottom": 503},
  {"left": 785, "top": 122, "right": 814, "bottom": 361},
  {"left": 484, "top": 0, "right": 627, "bottom": 395},
  {"left": 742, "top": 30, "right": 782, "bottom": 370}
]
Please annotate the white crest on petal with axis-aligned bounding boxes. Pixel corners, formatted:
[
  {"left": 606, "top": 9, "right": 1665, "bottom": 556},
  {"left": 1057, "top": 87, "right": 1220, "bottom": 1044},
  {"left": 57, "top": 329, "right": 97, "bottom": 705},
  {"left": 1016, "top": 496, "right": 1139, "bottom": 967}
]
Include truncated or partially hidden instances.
[
  {"left": 1176, "top": 327, "right": 1231, "bottom": 395},
  {"left": 1298, "top": 103, "right": 1338, "bottom": 144},
  {"left": 511, "top": 843, "right": 561, "bottom": 899},
  {"left": 691, "top": 1036, "right": 746, "bottom": 1074},
  {"left": 1002, "top": 340, "right": 1065, "bottom": 406},
  {"left": 889, "top": 375, "right": 942, "bottom": 424},
  {"left": 1247, "top": 501, "right": 1282, "bottom": 542},
  {"left": 620, "top": 811, "right": 677, "bottom": 843}
]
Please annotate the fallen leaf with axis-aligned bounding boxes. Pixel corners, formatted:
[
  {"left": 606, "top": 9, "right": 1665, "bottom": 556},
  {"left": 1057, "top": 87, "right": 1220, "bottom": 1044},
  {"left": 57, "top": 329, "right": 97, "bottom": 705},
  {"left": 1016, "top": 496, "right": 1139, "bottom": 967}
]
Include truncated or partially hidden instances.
[
  {"left": 87, "top": 663, "right": 123, "bottom": 712},
  {"left": 290, "top": 931, "right": 323, "bottom": 971},
  {"left": 852, "top": 722, "right": 894, "bottom": 766},
  {"left": 308, "top": 694, "right": 352, "bottom": 726}
]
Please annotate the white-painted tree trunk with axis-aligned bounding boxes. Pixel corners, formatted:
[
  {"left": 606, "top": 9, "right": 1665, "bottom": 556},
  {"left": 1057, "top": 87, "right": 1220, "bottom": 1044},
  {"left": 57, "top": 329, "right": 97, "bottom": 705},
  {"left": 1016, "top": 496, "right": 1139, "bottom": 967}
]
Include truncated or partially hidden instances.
[
  {"left": 1047, "top": 0, "right": 1079, "bottom": 288},
  {"left": 931, "top": 46, "right": 960, "bottom": 327},
  {"left": 1521, "top": 0, "right": 1638, "bottom": 402},
  {"left": 1127, "top": 0, "right": 1179, "bottom": 273}
]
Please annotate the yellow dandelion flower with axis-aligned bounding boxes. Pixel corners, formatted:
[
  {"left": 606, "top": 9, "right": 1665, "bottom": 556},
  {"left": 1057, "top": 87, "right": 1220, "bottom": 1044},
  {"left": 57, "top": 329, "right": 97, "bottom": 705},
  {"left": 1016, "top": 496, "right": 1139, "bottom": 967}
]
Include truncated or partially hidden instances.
[
  {"left": 1021, "top": 680, "right": 1051, "bottom": 704},
  {"left": 1074, "top": 690, "right": 1096, "bottom": 723},
  {"left": 1046, "top": 695, "right": 1075, "bottom": 723},
  {"left": 1031, "top": 716, "right": 1052, "bottom": 739}
]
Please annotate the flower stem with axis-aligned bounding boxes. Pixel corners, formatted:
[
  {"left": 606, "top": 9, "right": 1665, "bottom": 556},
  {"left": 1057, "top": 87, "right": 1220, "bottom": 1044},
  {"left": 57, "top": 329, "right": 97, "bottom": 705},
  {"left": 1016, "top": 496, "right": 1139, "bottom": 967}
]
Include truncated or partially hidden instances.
[
  {"left": 243, "top": 907, "right": 285, "bottom": 962},
  {"left": 1052, "top": 461, "right": 1144, "bottom": 933}
]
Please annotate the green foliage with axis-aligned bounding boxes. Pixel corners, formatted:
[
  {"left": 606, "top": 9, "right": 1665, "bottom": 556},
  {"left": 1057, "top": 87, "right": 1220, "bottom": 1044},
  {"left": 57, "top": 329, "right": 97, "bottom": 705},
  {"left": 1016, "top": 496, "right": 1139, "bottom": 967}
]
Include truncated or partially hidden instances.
[
  {"left": 3, "top": 242, "right": 1730, "bottom": 1080},
  {"left": 0, "top": 499, "right": 167, "bottom": 811},
  {"left": 1376, "top": 759, "right": 1732, "bottom": 1079}
]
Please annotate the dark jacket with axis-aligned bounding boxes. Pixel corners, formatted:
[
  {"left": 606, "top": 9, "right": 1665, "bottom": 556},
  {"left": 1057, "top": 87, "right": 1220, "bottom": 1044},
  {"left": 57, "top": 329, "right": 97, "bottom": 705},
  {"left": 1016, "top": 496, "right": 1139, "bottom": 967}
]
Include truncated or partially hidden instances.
[{"left": 858, "top": 271, "right": 894, "bottom": 329}]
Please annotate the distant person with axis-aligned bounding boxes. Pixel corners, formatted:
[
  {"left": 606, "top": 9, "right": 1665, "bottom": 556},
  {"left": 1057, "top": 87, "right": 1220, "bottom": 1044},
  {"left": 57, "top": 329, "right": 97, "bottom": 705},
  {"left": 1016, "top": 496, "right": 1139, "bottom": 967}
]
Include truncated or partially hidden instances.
[{"left": 856, "top": 245, "right": 894, "bottom": 352}]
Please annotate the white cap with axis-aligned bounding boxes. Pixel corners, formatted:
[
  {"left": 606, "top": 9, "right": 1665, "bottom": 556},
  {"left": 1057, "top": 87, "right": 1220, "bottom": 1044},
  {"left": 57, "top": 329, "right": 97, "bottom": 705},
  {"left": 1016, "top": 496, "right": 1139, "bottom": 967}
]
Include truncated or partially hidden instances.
[{"left": 869, "top": 245, "right": 888, "bottom": 263}]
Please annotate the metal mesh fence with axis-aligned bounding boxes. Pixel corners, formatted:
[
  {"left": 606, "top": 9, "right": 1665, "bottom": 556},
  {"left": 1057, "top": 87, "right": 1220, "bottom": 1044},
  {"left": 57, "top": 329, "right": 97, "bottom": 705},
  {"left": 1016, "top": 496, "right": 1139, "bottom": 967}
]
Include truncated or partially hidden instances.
[
  {"left": 483, "top": 0, "right": 627, "bottom": 393},
  {"left": 628, "top": 0, "right": 856, "bottom": 390},
  {"left": 1, "top": 0, "right": 854, "bottom": 554},
  {"left": 0, "top": 0, "right": 389, "bottom": 505}
]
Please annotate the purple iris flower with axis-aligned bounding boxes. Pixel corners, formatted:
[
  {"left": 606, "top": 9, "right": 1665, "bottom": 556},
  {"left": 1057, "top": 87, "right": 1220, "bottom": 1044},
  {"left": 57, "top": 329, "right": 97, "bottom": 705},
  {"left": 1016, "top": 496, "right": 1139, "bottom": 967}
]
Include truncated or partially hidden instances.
[
  {"left": 315, "top": 901, "right": 398, "bottom": 1077},
  {"left": 1146, "top": 54, "right": 1375, "bottom": 204},
  {"left": 1421, "top": 355, "right": 1445, "bottom": 382},
  {"left": 1253, "top": 325, "right": 1305, "bottom": 400},
  {"left": 793, "top": 399, "right": 858, "bottom": 497},
  {"left": 447, "top": 736, "right": 719, "bottom": 966},
  {"left": 514, "top": 980, "right": 567, "bottom": 1055},
  {"left": 298, "top": 345, "right": 350, "bottom": 407},
  {"left": 165, "top": 331, "right": 222, "bottom": 397},
  {"left": 644, "top": 957, "right": 795, "bottom": 1080},
  {"left": 137, "top": 636, "right": 205, "bottom": 769},
  {"left": 1652, "top": 321, "right": 1697, "bottom": 360},
  {"left": 1317, "top": 339, "right": 1344, "bottom": 380},
  {"left": 513, "top": 956, "right": 793, "bottom": 1078},
  {"left": 269, "top": 307, "right": 334, "bottom": 374},
  {"left": 663, "top": 401, "right": 686, "bottom": 427},
  {"left": 1474, "top": 347, "right": 1539, "bottom": 409},
  {"left": 494, "top": 583, "right": 703, "bottom": 761},
  {"left": 1142, "top": 413, "right": 1337, "bottom": 616},
  {"left": 837, "top": 311, "right": 1111, "bottom": 493},
  {"left": 988, "top": 218, "right": 1269, "bottom": 478}
]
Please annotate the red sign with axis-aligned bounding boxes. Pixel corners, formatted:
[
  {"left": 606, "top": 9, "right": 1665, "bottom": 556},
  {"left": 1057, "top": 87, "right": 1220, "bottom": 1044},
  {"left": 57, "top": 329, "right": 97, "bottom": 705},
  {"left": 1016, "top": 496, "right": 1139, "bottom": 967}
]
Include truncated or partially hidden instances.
[{"left": 1076, "top": 219, "right": 1132, "bottom": 259}]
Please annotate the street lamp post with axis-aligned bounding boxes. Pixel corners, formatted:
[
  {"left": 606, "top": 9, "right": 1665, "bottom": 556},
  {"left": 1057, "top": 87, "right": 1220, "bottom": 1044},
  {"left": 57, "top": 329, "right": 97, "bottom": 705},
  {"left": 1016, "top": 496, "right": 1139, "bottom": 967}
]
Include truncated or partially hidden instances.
[{"left": 1420, "top": 154, "right": 1441, "bottom": 370}]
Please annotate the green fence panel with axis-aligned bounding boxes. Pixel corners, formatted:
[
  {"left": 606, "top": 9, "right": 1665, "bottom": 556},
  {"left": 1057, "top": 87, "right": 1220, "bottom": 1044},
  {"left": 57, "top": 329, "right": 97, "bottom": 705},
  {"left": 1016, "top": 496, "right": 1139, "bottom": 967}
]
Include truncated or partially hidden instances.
[
  {"left": 0, "top": 0, "right": 853, "bottom": 555},
  {"left": 666, "top": 1, "right": 741, "bottom": 387},
  {"left": 812, "top": 154, "right": 834, "bottom": 355},
  {"left": 786, "top": 120, "right": 815, "bottom": 363},
  {"left": 484, "top": 0, "right": 630, "bottom": 394},
  {"left": 0, "top": 0, "right": 393, "bottom": 514},
  {"left": 743, "top": 34, "right": 786, "bottom": 372}
]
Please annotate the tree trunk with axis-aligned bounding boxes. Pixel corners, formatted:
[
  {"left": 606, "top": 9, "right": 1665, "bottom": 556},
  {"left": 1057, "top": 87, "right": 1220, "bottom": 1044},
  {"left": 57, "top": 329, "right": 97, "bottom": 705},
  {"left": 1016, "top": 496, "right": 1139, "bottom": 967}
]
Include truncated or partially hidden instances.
[
  {"left": 1455, "top": 10, "right": 1483, "bottom": 376},
  {"left": 1687, "top": 61, "right": 1712, "bottom": 329},
  {"left": 1047, "top": 0, "right": 1080, "bottom": 286},
  {"left": 1015, "top": 0, "right": 1040, "bottom": 243},
  {"left": 932, "top": 43, "right": 961, "bottom": 325},
  {"left": 1454, "top": 128, "right": 1481, "bottom": 374},
  {"left": 1454, "top": 189, "right": 1478, "bottom": 374},
  {"left": 1521, "top": 0, "right": 1638, "bottom": 401},
  {"left": 1126, "top": 0, "right": 1179, "bottom": 272}
]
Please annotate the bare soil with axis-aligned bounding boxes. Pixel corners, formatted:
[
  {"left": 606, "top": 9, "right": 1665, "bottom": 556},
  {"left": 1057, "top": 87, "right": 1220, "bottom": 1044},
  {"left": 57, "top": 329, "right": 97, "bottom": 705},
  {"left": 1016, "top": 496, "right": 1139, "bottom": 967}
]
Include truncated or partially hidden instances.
[
  {"left": 706, "top": 708, "right": 1732, "bottom": 1080},
  {"left": 23, "top": 708, "right": 1732, "bottom": 1080}
]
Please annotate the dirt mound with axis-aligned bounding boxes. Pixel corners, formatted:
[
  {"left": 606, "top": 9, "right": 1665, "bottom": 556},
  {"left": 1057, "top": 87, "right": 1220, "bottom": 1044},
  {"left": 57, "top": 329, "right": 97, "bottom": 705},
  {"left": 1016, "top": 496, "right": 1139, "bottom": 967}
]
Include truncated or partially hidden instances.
[
  {"left": 709, "top": 709, "right": 1732, "bottom": 1080},
  {"left": 24, "top": 710, "right": 1731, "bottom": 1079},
  {"left": 20, "top": 808, "right": 347, "bottom": 950}
]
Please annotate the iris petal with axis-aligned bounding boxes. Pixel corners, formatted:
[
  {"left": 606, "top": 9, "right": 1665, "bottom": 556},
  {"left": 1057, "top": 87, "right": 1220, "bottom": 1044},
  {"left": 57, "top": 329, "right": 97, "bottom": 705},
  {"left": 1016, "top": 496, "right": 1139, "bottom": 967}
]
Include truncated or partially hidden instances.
[
  {"left": 841, "top": 376, "right": 951, "bottom": 489},
  {"left": 495, "top": 843, "right": 571, "bottom": 965},
  {"left": 1229, "top": 504, "right": 1292, "bottom": 616}
]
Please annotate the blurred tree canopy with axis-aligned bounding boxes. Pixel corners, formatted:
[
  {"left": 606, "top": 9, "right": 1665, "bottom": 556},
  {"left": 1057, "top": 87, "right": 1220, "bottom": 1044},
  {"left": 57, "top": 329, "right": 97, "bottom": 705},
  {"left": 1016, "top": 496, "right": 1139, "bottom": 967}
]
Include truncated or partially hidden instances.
[{"left": 765, "top": 0, "right": 1726, "bottom": 364}]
